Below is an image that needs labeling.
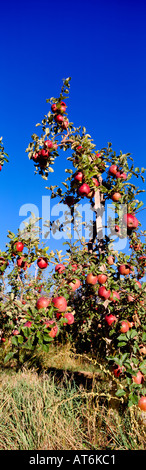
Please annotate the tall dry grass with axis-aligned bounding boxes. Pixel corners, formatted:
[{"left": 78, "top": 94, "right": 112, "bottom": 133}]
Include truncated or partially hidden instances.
[{"left": 0, "top": 368, "right": 145, "bottom": 450}]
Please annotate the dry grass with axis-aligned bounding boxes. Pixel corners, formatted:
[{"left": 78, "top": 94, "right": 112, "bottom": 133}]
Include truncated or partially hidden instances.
[{"left": 0, "top": 368, "right": 145, "bottom": 451}]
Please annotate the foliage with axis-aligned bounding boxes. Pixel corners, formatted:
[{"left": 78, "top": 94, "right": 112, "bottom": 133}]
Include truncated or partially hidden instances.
[{"left": 0, "top": 78, "right": 146, "bottom": 408}]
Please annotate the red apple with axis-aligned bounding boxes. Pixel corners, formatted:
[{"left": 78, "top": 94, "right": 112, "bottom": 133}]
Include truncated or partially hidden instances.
[
  {"left": 13, "top": 241, "right": 24, "bottom": 252},
  {"left": 76, "top": 145, "right": 83, "bottom": 153},
  {"left": 63, "top": 312, "right": 74, "bottom": 325},
  {"left": 132, "top": 371, "right": 144, "bottom": 384},
  {"left": 62, "top": 119, "right": 69, "bottom": 130},
  {"left": 120, "top": 321, "right": 129, "bottom": 333},
  {"left": 135, "top": 280, "right": 142, "bottom": 288},
  {"left": 37, "top": 257, "right": 48, "bottom": 269},
  {"left": 118, "top": 264, "right": 130, "bottom": 275},
  {"left": 127, "top": 294, "right": 135, "bottom": 302},
  {"left": 123, "top": 213, "right": 139, "bottom": 229},
  {"left": 105, "top": 314, "right": 117, "bottom": 326},
  {"left": 74, "top": 171, "right": 83, "bottom": 182},
  {"left": 98, "top": 286, "right": 111, "bottom": 299},
  {"left": 24, "top": 321, "right": 32, "bottom": 328},
  {"left": 113, "top": 366, "right": 124, "bottom": 377},
  {"left": 78, "top": 183, "right": 91, "bottom": 197},
  {"left": 116, "top": 171, "right": 127, "bottom": 180},
  {"left": 92, "top": 177, "right": 99, "bottom": 187},
  {"left": 44, "top": 139, "right": 54, "bottom": 149},
  {"left": 52, "top": 296, "right": 67, "bottom": 312},
  {"left": 107, "top": 255, "right": 115, "bottom": 265},
  {"left": 138, "top": 256, "right": 146, "bottom": 266},
  {"left": 97, "top": 274, "right": 107, "bottom": 284},
  {"left": 71, "top": 264, "right": 78, "bottom": 272},
  {"left": 55, "top": 264, "right": 66, "bottom": 274},
  {"left": 17, "top": 256, "right": 24, "bottom": 267},
  {"left": 108, "top": 164, "right": 118, "bottom": 176},
  {"left": 36, "top": 297, "right": 51, "bottom": 310},
  {"left": 86, "top": 273, "right": 98, "bottom": 285},
  {"left": 115, "top": 225, "right": 120, "bottom": 233},
  {"left": 109, "top": 291, "right": 120, "bottom": 303},
  {"left": 1, "top": 337, "right": 6, "bottom": 342},
  {"left": 0, "top": 165, "right": 2, "bottom": 171},
  {"left": 68, "top": 279, "right": 81, "bottom": 291},
  {"left": 12, "top": 329, "right": 19, "bottom": 336},
  {"left": 138, "top": 396, "right": 146, "bottom": 411},
  {"left": 51, "top": 103, "right": 57, "bottom": 113},
  {"left": 112, "top": 192, "right": 121, "bottom": 202},
  {"left": 44, "top": 320, "right": 58, "bottom": 338},
  {"left": 54, "top": 114, "right": 64, "bottom": 125}
]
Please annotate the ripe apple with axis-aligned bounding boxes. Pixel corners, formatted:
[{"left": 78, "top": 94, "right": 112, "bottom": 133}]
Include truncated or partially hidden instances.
[
  {"left": 116, "top": 171, "right": 127, "bottom": 180},
  {"left": 97, "top": 274, "right": 107, "bottom": 284},
  {"left": 76, "top": 145, "right": 83, "bottom": 153},
  {"left": 24, "top": 321, "right": 32, "bottom": 328},
  {"left": 13, "top": 241, "right": 24, "bottom": 252},
  {"left": 51, "top": 103, "right": 57, "bottom": 113},
  {"left": 37, "top": 257, "right": 48, "bottom": 269},
  {"left": 0, "top": 257, "right": 9, "bottom": 268},
  {"left": 55, "top": 264, "right": 66, "bottom": 274},
  {"left": 108, "top": 164, "right": 118, "bottom": 176},
  {"left": 107, "top": 255, "right": 115, "bottom": 265},
  {"left": 92, "top": 177, "right": 99, "bottom": 187},
  {"left": 56, "top": 101, "right": 67, "bottom": 114},
  {"left": 54, "top": 114, "right": 64, "bottom": 125},
  {"left": 86, "top": 273, "right": 98, "bottom": 285},
  {"left": 36, "top": 297, "right": 51, "bottom": 310},
  {"left": 132, "top": 371, "right": 144, "bottom": 384},
  {"left": 44, "top": 139, "right": 54, "bottom": 149},
  {"left": 71, "top": 264, "right": 78, "bottom": 272},
  {"left": 63, "top": 312, "right": 74, "bottom": 325},
  {"left": 115, "top": 225, "right": 120, "bottom": 233},
  {"left": 112, "top": 192, "right": 121, "bottom": 202},
  {"left": 78, "top": 183, "right": 91, "bottom": 197},
  {"left": 127, "top": 294, "right": 135, "bottom": 302},
  {"left": 1, "top": 337, "right": 6, "bottom": 342},
  {"left": 62, "top": 119, "right": 69, "bottom": 130},
  {"left": 17, "top": 256, "right": 24, "bottom": 267},
  {"left": 98, "top": 286, "right": 111, "bottom": 299},
  {"left": 109, "top": 291, "right": 120, "bottom": 303},
  {"left": 135, "top": 280, "right": 142, "bottom": 288},
  {"left": 138, "top": 256, "right": 146, "bottom": 266},
  {"left": 118, "top": 264, "right": 130, "bottom": 275},
  {"left": 52, "top": 296, "right": 67, "bottom": 312},
  {"left": 105, "top": 314, "right": 117, "bottom": 326},
  {"left": 123, "top": 213, "right": 139, "bottom": 229},
  {"left": 0, "top": 165, "right": 2, "bottom": 171},
  {"left": 12, "top": 329, "right": 19, "bottom": 336},
  {"left": 74, "top": 171, "right": 83, "bottom": 182},
  {"left": 113, "top": 365, "right": 124, "bottom": 377},
  {"left": 120, "top": 321, "right": 129, "bottom": 333},
  {"left": 44, "top": 320, "right": 58, "bottom": 338},
  {"left": 138, "top": 396, "right": 146, "bottom": 411},
  {"left": 139, "top": 346, "right": 146, "bottom": 355},
  {"left": 68, "top": 279, "right": 81, "bottom": 291}
]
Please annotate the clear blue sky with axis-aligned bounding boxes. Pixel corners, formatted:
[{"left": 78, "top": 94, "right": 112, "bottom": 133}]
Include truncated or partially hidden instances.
[{"left": 0, "top": 0, "right": 146, "bottom": 257}]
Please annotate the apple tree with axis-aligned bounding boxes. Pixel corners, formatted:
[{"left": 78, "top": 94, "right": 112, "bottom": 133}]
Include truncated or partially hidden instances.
[{"left": 0, "top": 78, "right": 146, "bottom": 409}]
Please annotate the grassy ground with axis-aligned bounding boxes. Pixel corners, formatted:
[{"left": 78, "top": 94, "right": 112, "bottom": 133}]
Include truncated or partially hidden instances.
[{"left": 0, "top": 364, "right": 145, "bottom": 450}]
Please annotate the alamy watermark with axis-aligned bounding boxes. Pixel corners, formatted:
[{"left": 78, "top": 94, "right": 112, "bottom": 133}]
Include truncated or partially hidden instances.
[{"left": 19, "top": 196, "right": 128, "bottom": 250}]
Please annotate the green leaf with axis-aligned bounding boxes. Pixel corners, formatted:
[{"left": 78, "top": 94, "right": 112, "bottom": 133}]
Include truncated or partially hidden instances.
[
  {"left": 117, "top": 334, "right": 128, "bottom": 342},
  {"left": 4, "top": 351, "right": 15, "bottom": 363},
  {"left": 115, "top": 389, "right": 126, "bottom": 397},
  {"left": 11, "top": 336, "right": 18, "bottom": 346},
  {"left": 18, "top": 335, "right": 24, "bottom": 344}
]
